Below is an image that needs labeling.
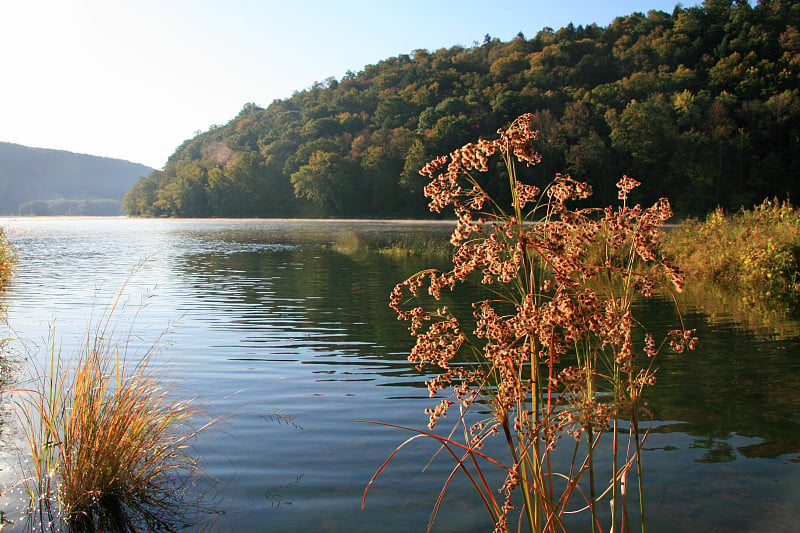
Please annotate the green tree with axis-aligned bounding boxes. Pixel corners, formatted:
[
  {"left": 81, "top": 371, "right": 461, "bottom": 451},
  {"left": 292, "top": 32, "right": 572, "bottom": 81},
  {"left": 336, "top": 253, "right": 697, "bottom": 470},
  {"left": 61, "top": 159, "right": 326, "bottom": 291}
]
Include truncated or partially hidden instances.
[
  {"left": 154, "top": 161, "right": 211, "bottom": 217},
  {"left": 607, "top": 94, "right": 677, "bottom": 167},
  {"left": 290, "top": 151, "right": 357, "bottom": 214}
]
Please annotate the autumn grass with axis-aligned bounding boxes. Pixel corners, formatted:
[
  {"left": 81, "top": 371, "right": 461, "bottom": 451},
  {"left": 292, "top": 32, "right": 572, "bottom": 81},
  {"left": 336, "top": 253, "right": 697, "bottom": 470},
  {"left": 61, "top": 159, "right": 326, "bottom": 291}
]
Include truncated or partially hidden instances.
[
  {"left": 1, "top": 225, "right": 14, "bottom": 412},
  {"left": 662, "top": 197, "right": 800, "bottom": 311},
  {"left": 331, "top": 231, "right": 452, "bottom": 260},
  {"left": 16, "top": 289, "right": 211, "bottom": 532},
  {"left": 0, "top": 227, "right": 13, "bottom": 290},
  {"left": 377, "top": 234, "right": 452, "bottom": 258}
]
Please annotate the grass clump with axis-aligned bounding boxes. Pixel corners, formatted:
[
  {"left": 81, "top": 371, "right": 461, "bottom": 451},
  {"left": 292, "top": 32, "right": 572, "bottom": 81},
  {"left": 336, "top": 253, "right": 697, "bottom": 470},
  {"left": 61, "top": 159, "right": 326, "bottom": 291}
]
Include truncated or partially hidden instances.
[
  {"left": 377, "top": 234, "right": 453, "bottom": 259},
  {"left": 16, "top": 292, "right": 210, "bottom": 532},
  {"left": 662, "top": 198, "right": 800, "bottom": 311},
  {"left": 0, "top": 227, "right": 14, "bottom": 291},
  {"left": 1, "top": 226, "right": 15, "bottom": 426}
]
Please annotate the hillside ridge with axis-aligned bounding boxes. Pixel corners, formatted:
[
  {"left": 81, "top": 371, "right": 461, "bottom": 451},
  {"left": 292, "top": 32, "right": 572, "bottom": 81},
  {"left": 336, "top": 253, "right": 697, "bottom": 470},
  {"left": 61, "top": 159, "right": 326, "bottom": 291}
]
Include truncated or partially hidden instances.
[
  {"left": 0, "top": 141, "right": 153, "bottom": 215},
  {"left": 125, "top": 0, "right": 800, "bottom": 219}
]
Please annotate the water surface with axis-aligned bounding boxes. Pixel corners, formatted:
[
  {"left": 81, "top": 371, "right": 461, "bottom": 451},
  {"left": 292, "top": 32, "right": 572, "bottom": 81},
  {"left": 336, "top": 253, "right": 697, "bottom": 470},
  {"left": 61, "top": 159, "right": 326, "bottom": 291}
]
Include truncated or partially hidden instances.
[{"left": 0, "top": 217, "right": 798, "bottom": 531}]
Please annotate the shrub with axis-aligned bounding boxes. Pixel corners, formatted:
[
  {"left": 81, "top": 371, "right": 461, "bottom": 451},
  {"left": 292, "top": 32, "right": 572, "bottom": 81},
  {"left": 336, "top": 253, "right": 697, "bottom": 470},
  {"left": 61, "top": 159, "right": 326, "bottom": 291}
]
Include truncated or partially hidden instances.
[{"left": 0, "top": 227, "right": 14, "bottom": 391}]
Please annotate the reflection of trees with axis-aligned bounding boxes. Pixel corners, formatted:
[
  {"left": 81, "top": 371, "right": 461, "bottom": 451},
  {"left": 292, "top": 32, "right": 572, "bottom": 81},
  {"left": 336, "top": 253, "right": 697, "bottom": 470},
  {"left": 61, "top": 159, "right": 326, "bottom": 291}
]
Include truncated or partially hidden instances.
[
  {"left": 676, "top": 277, "right": 800, "bottom": 340},
  {"left": 642, "top": 299, "right": 800, "bottom": 460}
]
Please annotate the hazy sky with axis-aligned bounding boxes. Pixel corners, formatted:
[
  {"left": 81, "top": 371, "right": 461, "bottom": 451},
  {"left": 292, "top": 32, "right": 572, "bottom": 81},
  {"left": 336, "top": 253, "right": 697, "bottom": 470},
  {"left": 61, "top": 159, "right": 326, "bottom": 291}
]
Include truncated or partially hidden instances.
[{"left": 0, "top": 0, "right": 700, "bottom": 169}]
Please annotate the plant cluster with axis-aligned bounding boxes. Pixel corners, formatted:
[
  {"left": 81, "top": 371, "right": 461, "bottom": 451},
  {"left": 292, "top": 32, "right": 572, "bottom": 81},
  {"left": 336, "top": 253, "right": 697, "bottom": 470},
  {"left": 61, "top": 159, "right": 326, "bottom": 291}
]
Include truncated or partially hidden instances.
[
  {"left": 0, "top": 228, "right": 14, "bottom": 290},
  {"left": 364, "top": 114, "right": 696, "bottom": 532},
  {"left": 0, "top": 227, "right": 13, "bottom": 392},
  {"left": 16, "top": 291, "right": 210, "bottom": 532},
  {"left": 377, "top": 234, "right": 452, "bottom": 259},
  {"left": 663, "top": 197, "right": 800, "bottom": 312}
]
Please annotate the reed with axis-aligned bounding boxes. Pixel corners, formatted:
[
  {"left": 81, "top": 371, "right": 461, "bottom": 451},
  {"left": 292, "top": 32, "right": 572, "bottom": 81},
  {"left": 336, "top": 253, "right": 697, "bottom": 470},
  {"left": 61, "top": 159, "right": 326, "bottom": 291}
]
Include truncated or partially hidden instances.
[
  {"left": 16, "top": 289, "right": 209, "bottom": 532},
  {"left": 363, "top": 114, "right": 696, "bottom": 532}
]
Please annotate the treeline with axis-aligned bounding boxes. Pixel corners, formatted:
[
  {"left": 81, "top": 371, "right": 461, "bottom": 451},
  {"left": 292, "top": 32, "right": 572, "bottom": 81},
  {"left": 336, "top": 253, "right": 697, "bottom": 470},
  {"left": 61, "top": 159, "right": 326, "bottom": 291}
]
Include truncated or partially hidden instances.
[
  {"left": 124, "top": 0, "right": 800, "bottom": 219},
  {"left": 18, "top": 199, "right": 124, "bottom": 216}
]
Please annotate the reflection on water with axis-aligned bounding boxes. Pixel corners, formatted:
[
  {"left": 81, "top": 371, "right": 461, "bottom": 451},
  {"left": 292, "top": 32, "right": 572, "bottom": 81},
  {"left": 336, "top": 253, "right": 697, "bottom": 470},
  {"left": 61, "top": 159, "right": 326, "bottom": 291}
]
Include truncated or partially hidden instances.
[
  {"left": 0, "top": 217, "right": 798, "bottom": 532},
  {"left": 677, "top": 278, "right": 800, "bottom": 340}
]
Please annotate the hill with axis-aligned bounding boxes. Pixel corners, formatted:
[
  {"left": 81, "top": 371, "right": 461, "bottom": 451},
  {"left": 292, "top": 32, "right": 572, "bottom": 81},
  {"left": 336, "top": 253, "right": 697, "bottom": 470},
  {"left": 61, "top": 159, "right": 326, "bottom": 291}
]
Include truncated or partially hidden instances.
[
  {"left": 124, "top": 0, "right": 800, "bottom": 219},
  {"left": 0, "top": 142, "right": 153, "bottom": 215}
]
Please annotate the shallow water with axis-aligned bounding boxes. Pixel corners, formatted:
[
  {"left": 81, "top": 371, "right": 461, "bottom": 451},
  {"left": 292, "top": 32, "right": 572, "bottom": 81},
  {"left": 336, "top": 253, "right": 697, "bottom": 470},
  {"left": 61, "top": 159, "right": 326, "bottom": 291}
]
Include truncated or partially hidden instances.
[{"left": 0, "top": 217, "right": 798, "bottom": 531}]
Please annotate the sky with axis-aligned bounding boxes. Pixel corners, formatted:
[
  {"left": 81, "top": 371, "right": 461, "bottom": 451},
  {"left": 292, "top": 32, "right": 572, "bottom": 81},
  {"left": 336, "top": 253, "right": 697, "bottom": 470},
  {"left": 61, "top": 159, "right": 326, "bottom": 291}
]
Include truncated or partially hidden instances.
[{"left": 0, "top": 0, "right": 702, "bottom": 169}]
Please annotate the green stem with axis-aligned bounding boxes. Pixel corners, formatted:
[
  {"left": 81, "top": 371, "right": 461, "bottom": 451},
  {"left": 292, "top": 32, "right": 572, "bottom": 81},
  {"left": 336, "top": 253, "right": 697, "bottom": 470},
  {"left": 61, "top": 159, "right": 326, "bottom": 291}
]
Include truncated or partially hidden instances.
[
  {"left": 586, "top": 426, "right": 598, "bottom": 533},
  {"left": 524, "top": 359, "right": 541, "bottom": 533},
  {"left": 583, "top": 351, "right": 599, "bottom": 533},
  {"left": 632, "top": 400, "right": 647, "bottom": 533},
  {"left": 514, "top": 423, "right": 538, "bottom": 533},
  {"left": 612, "top": 418, "right": 618, "bottom": 532}
]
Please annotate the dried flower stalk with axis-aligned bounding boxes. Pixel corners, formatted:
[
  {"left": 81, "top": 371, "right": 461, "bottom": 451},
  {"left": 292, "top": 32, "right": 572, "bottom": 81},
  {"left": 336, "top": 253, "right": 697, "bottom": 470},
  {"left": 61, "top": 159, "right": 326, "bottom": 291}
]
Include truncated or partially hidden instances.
[{"left": 367, "top": 114, "right": 696, "bottom": 532}]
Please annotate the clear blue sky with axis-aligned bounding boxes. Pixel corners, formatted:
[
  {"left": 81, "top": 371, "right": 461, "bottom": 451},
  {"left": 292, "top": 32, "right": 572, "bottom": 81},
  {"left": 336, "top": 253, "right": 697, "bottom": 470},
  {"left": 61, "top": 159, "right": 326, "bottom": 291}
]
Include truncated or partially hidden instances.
[{"left": 0, "top": 0, "right": 701, "bottom": 169}]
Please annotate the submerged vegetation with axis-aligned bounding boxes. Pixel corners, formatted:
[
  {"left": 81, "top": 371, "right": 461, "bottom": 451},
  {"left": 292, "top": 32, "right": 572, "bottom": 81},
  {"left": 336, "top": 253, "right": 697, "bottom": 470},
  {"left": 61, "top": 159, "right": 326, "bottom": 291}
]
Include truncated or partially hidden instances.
[
  {"left": 364, "top": 114, "right": 695, "bottom": 531},
  {"left": 15, "top": 289, "right": 212, "bottom": 532},
  {"left": 663, "top": 197, "right": 800, "bottom": 315}
]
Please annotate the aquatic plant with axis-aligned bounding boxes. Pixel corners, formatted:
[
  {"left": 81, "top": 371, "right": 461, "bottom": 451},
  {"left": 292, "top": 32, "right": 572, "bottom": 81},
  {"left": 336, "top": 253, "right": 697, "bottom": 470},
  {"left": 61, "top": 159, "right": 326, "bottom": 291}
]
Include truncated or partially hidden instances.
[
  {"left": 363, "top": 114, "right": 695, "bottom": 532},
  {"left": 15, "top": 287, "right": 212, "bottom": 532}
]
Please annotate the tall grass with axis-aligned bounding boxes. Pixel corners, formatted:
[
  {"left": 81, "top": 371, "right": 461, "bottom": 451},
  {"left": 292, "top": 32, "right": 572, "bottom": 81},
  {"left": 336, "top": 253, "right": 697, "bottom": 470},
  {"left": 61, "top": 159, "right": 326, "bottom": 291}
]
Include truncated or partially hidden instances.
[
  {"left": 0, "top": 227, "right": 13, "bottom": 528},
  {"left": 377, "top": 234, "right": 453, "bottom": 259},
  {"left": 331, "top": 232, "right": 453, "bottom": 259},
  {"left": 16, "top": 288, "right": 211, "bottom": 532},
  {"left": 0, "top": 227, "right": 14, "bottom": 292},
  {"left": 363, "top": 114, "right": 695, "bottom": 532},
  {"left": 662, "top": 197, "right": 800, "bottom": 311}
]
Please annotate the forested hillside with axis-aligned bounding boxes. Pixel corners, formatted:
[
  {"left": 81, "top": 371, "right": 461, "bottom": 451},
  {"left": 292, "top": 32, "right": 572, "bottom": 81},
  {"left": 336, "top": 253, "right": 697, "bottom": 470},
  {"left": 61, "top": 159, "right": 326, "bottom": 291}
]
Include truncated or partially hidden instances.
[
  {"left": 124, "top": 0, "right": 800, "bottom": 219},
  {"left": 0, "top": 142, "right": 152, "bottom": 215}
]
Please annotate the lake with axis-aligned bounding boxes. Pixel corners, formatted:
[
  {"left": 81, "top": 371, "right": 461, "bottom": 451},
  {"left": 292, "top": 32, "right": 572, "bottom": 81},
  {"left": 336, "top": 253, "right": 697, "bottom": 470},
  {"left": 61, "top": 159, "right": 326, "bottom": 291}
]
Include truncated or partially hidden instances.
[{"left": 0, "top": 217, "right": 799, "bottom": 532}]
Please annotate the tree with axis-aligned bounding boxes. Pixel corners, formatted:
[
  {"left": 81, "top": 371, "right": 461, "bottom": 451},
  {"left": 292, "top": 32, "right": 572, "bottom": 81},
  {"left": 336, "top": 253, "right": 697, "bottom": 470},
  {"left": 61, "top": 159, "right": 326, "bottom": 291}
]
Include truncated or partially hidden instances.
[
  {"left": 154, "top": 161, "right": 211, "bottom": 217},
  {"left": 607, "top": 94, "right": 677, "bottom": 167},
  {"left": 290, "top": 151, "right": 357, "bottom": 214}
]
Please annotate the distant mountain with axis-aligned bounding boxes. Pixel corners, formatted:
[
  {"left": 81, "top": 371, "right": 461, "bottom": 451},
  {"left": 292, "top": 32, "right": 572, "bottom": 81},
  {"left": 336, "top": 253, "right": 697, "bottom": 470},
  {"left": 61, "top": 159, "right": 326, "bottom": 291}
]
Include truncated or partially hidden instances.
[{"left": 0, "top": 142, "right": 153, "bottom": 215}]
